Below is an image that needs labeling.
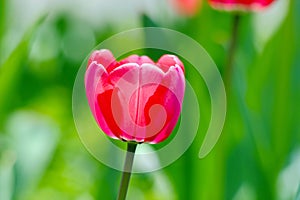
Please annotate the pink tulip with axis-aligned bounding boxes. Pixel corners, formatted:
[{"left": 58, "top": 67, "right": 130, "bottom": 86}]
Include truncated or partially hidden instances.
[
  {"left": 209, "top": 0, "right": 274, "bottom": 11},
  {"left": 85, "top": 49, "right": 185, "bottom": 144}
]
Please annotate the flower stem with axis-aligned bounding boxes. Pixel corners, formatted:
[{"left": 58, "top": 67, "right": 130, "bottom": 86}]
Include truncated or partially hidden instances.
[
  {"left": 224, "top": 13, "right": 241, "bottom": 89},
  {"left": 117, "top": 142, "right": 137, "bottom": 200}
]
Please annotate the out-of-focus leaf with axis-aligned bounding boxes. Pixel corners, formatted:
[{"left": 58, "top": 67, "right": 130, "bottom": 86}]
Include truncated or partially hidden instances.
[
  {"left": 277, "top": 149, "right": 300, "bottom": 200},
  {"left": 253, "top": 0, "right": 289, "bottom": 52},
  {"left": 6, "top": 111, "right": 59, "bottom": 199},
  {"left": 295, "top": 184, "right": 300, "bottom": 200},
  {"left": 232, "top": 183, "right": 256, "bottom": 200},
  {"left": 61, "top": 21, "right": 95, "bottom": 62},
  {"left": 0, "top": 149, "right": 16, "bottom": 200},
  {"left": 142, "top": 14, "right": 159, "bottom": 28},
  {"left": 142, "top": 14, "right": 172, "bottom": 61},
  {"left": 0, "top": 0, "right": 6, "bottom": 44},
  {"left": 0, "top": 15, "right": 47, "bottom": 125},
  {"left": 244, "top": 1, "right": 297, "bottom": 198}
]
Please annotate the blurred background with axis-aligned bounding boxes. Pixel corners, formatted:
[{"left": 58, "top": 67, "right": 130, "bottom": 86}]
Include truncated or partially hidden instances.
[{"left": 0, "top": 0, "right": 299, "bottom": 199}]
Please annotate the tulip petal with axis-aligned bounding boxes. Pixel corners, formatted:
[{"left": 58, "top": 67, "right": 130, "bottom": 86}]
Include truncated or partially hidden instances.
[
  {"left": 88, "top": 49, "right": 118, "bottom": 73},
  {"left": 144, "top": 85, "right": 182, "bottom": 143},
  {"left": 147, "top": 66, "right": 185, "bottom": 143},
  {"left": 161, "top": 65, "right": 185, "bottom": 103},
  {"left": 85, "top": 62, "right": 117, "bottom": 138},
  {"left": 96, "top": 88, "right": 132, "bottom": 140},
  {"left": 85, "top": 62, "right": 107, "bottom": 114},
  {"left": 107, "top": 63, "right": 167, "bottom": 142},
  {"left": 209, "top": 0, "right": 274, "bottom": 11},
  {"left": 93, "top": 63, "right": 141, "bottom": 141},
  {"left": 157, "top": 54, "right": 185, "bottom": 73},
  {"left": 111, "top": 63, "right": 184, "bottom": 143},
  {"left": 129, "top": 64, "right": 166, "bottom": 140},
  {"left": 121, "top": 55, "right": 155, "bottom": 66}
]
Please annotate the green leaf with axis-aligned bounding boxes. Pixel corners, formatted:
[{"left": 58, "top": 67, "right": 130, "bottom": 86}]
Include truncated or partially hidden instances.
[
  {"left": 0, "top": 148, "right": 15, "bottom": 200},
  {"left": 0, "top": 0, "right": 6, "bottom": 65},
  {"left": 0, "top": 15, "right": 47, "bottom": 125},
  {"left": 295, "top": 184, "right": 300, "bottom": 200},
  {"left": 6, "top": 111, "right": 59, "bottom": 199}
]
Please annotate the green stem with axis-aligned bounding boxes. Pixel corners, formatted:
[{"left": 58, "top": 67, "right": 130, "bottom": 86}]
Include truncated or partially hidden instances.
[
  {"left": 224, "top": 13, "right": 241, "bottom": 90},
  {"left": 117, "top": 142, "right": 138, "bottom": 200}
]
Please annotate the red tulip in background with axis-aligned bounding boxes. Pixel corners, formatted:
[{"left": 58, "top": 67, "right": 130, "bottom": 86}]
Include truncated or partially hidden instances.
[
  {"left": 171, "top": 0, "right": 201, "bottom": 16},
  {"left": 209, "top": 0, "right": 274, "bottom": 11},
  {"left": 85, "top": 49, "right": 185, "bottom": 144}
]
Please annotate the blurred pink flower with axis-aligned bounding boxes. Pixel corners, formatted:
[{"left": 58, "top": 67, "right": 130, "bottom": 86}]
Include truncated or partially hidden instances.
[
  {"left": 85, "top": 49, "right": 185, "bottom": 144},
  {"left": 171, "top": 0, "right": 202, "bottom": 16},
  {"left": 208, "top": 0, "right": 275, "bottom": 11}
]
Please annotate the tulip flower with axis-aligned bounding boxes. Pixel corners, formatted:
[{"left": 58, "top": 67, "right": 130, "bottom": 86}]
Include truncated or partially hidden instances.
[
  {"left": 171, "top": 0, "right": 202, "bottom": 16},
  {"left": 208, "top": 0, "right": 274, "bottom": 11},
  {"left": 85, "top": 49, "right": 185, "bottom": 144},
  {"left": 85, "top": 49, "right": 185, "bottom": 199}
]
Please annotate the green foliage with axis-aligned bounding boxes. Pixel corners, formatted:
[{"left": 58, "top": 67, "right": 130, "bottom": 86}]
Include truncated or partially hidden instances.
[{"left": 0, "top": 1, "right": 299, "bottom": 200}]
